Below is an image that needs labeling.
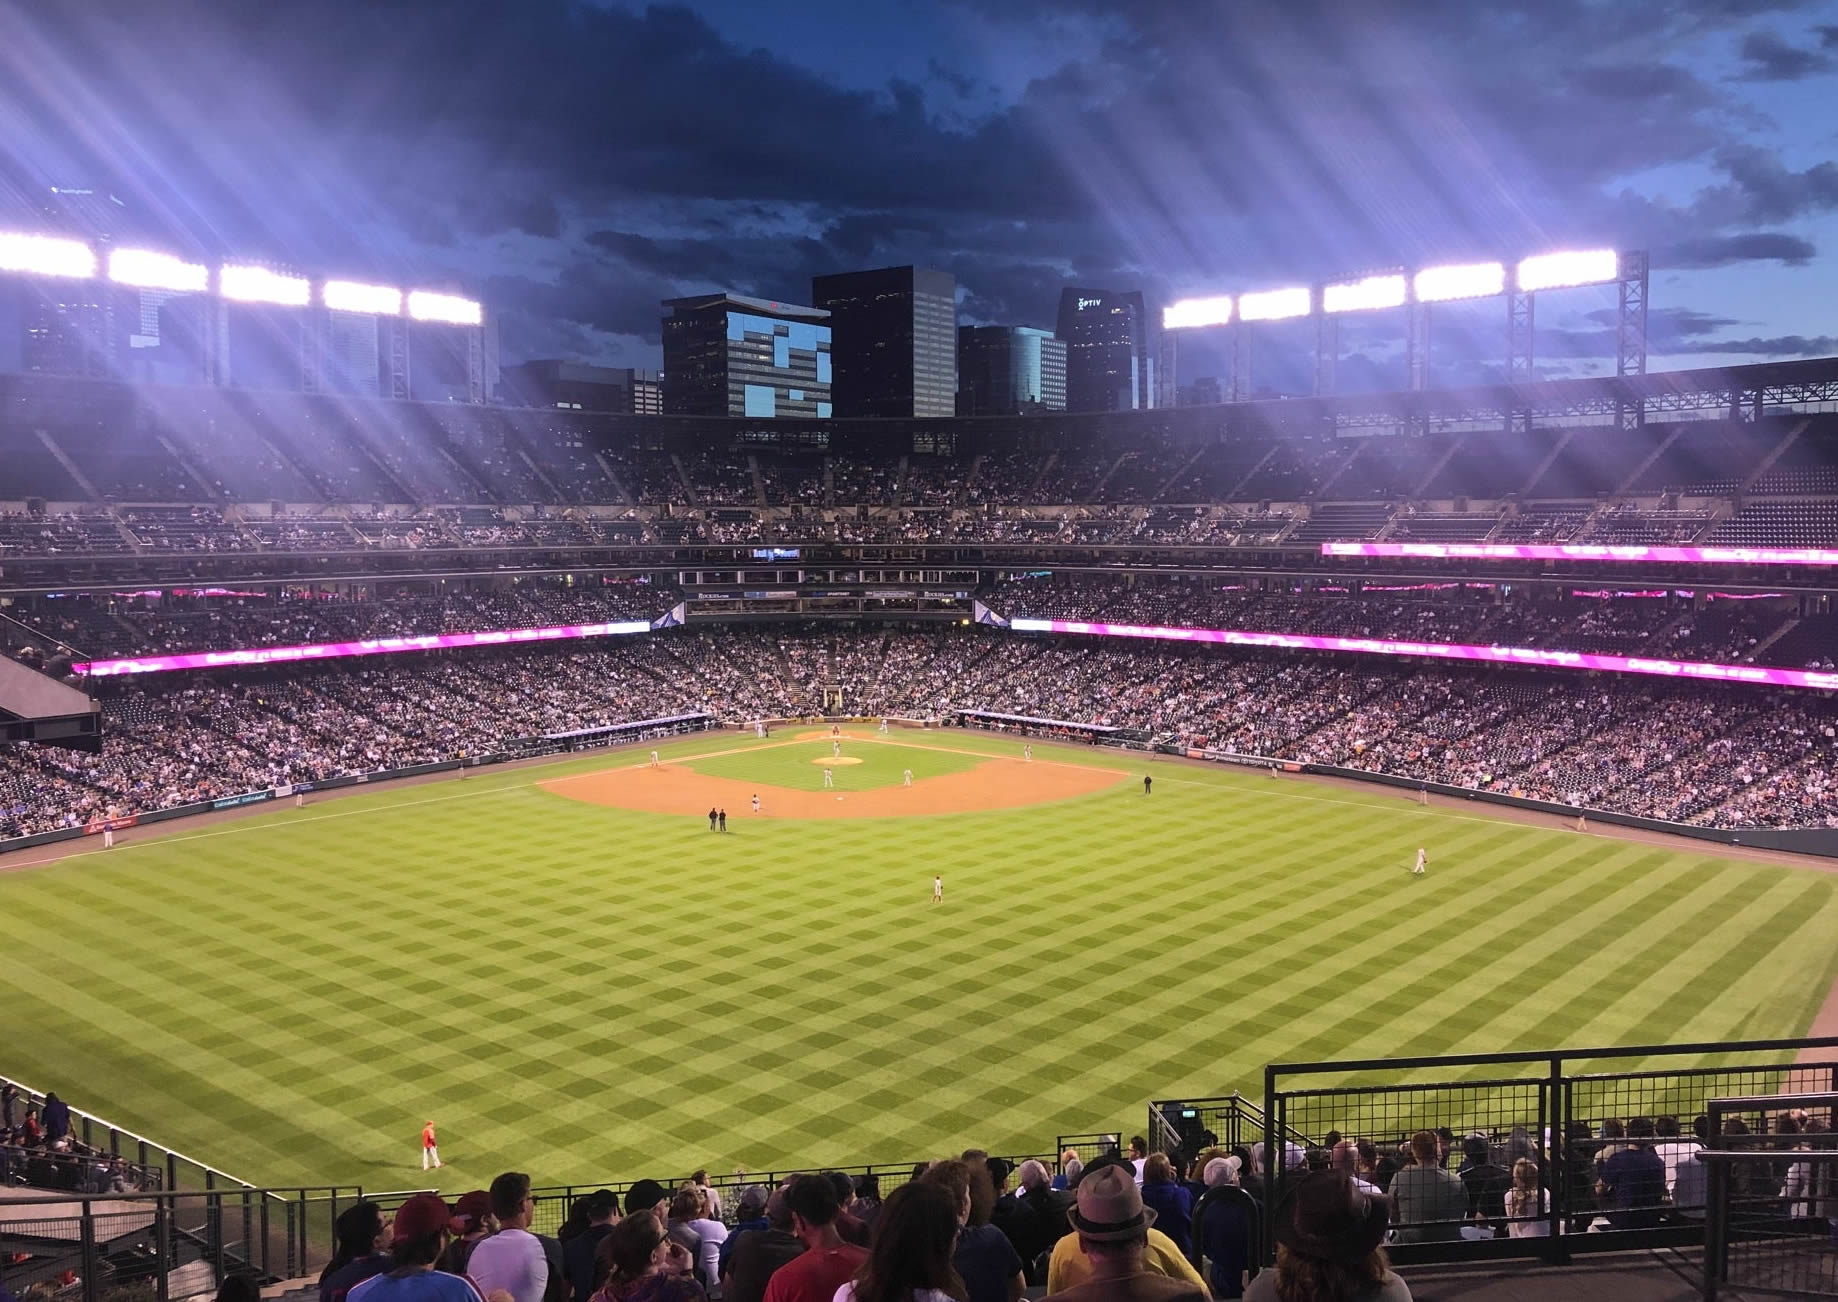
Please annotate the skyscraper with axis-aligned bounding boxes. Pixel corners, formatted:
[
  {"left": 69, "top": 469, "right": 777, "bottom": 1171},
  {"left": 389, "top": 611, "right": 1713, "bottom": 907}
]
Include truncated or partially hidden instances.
[
  {"left": 661, "top": 293, "right": 831, "bottom": 418},
  {"left": 1056, "top": 288, "right": 1156, "bottom": 413},
  {"left": 956, "top": 326, "right": 1067, "bottom": 415},
  {"left": 810, "top": 266, "right": 956, "bottom": 417}
]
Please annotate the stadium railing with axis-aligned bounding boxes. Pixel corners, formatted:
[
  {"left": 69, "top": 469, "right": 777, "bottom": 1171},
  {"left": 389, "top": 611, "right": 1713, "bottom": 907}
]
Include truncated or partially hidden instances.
[
  {"left": 0, "top": 1184, "right": 374, "bottom": 1302},
  {"left": 1699, "top": 1089, "right": 1838, "bottom": 1300},
  {"left": 1260, "top": 1036, "right": 1838, "bottom": 1268}
]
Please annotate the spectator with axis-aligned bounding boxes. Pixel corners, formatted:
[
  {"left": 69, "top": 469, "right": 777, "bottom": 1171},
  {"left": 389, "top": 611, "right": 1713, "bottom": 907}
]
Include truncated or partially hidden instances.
[
  {"left": 469, "top": 1172, "right": 549, "bottom": 1302},
  {"left": 852, "top": 1174, "right": 882, "bottom": 1230},
  {"left": 439, "top": 1191, "right": 496, "bottom": 1276},
  {"left": 563, "top": 1191, "right": 622, "bottom": 1302},
  {"left": 828, "top": 1171, "right": 872, "bottom": 1249},
  {"left": 348, "top": 1194, "right": 487, "bottom": 1302},
  {"left": 690, "top": 1170, "right": 722, "bottom": 1221},
  {"left": 626, "top": 1180, "right": 671, "bottom": 1223},
  {"left": 1, "top": 1083, "right": 17, "bottom": 1131},
  {"left": 1244, "top": 1172, "right": 1410, "bottom": 1302},
  {"left": 1192, "top": 1157, "right": 1255, "bottom": 1300},
  {"left": 1138, "top": 1153, "right": 1194, "bottom": 1259},
  {"left": 1503, "top": 1159, "right": 1549, "bottom": 1238},
  {"left": 996, "top": 1159, "right": 1063, "bottom": 1285},
  {"left": 40, "top": 1093, "right": 70, "bottom": 1146},
  {"left": 1331, "top": 1143, "right": 1384, "bottom": 1200},
  {"left": 721, "top": 1187, "right": 804, "bottom": 1302},
  {"left": 590, "top": 1210, "right": 703, "bottom": 1302},
  {"left": 1652, "top": 1116, "right": 1703, "bottom": 1197},
  {"left": 1046, "top": 1157, "right": 1207, "bottom": 1295},
  {"left": 919, "top": 1159, "right": 1021, "bottom": 1302},
  {"left": 667, "top": 1185, "right": 727, "bottom": 1286},
  {"left": 1595, "top": 1118, "right": 1668, "bottom": 1229},
  {"left": 1670, "top": 1148, "right": 1708, "bottom": 1221},
  {"left": 217, "top": 1276, "right": 262, "bottom": 1302},
  {"left": 760, "top": 1174, "right": 868, "bottom": 1302},
  {"left": 1457, "top": 1136, "right": 1510, "bottom": 1228},
  {"left": 835, "top": 1181, "right": 964, "bottom": 1302},
  {"left": 321, "top": 1201, "right": 391, "bottom": 1302},
  {"left": 1052, "top": 1151, "right": 1081, "bottom": 1192},
  {"left": 718, "top": 1186, "right": 770, "bottom": 1277},
  {"left": 1046, "top": 1164, "right": 1205, "bottom": 1302},
  {"left": 1387, "top": 1132, "right": 1467, "bottom": 1243},
  {"left": 1129, "top": 1137, "right": 1150, "bottom": 1184}
]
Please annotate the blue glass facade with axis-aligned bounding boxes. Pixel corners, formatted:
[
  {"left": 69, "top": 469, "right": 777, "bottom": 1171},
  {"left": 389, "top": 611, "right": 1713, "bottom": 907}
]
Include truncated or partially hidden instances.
[{"left": 662, "top": 295, "right": 832, "bottom": 417}]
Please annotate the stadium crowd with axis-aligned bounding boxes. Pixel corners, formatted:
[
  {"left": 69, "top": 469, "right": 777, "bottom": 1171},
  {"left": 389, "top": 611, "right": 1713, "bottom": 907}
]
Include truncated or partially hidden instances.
[{"left": 3, "top": 619, "right": 1837, "bottom": 841}]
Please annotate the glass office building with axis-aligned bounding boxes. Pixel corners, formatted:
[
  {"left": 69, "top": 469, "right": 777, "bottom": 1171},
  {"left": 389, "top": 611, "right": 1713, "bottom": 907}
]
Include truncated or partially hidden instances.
[
  {"left": 661, "top": 293, "right": 832, "bottom": 418},
  {"left": 956, "top": 325, "right": 1067, "bottom": 415},
  {"left": 1056, "top": 288, "right": 1156, "bottom": 413},
  {"left": 811, "top": 266, "right": 957, "bottom": 418}
]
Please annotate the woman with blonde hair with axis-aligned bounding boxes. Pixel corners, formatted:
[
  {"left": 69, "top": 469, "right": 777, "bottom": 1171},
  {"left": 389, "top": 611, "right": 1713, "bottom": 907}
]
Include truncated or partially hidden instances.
[{"left": 1503, "top": 1159, "right": 1549, "bottom": 1238}]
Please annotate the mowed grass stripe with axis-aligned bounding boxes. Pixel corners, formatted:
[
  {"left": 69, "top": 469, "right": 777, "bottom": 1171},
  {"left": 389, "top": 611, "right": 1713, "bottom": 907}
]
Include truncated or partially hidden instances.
[{"left": 4, "top": 733, "right": 1837, "bottom": 1188}]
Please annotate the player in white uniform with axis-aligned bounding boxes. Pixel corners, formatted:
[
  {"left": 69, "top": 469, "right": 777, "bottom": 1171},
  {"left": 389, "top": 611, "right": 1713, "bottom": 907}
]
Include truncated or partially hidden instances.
[
  {"left": 933, "top": 875, "right": 943, "bottom": 903},
  {"left": 823, "top": 768, "right": 834, "bottom": 788},
  {"left": 650, "top": 750, "right": 660, "bottom": 768},
  {"left": 1024, "top": 744, "right": 1032, "bottom": 762},
  {"left": 1413, "top": 847, "right": 1427, "bottom": 876},
  {"left": 878, "top": 718, "right": 889, "bottom": 734},
  {"left": 903, "top": 768, "right": 913, "bottom": 786},
  {"left": 832, "top": 740, "right": 841, "bottom": 757},
  {"left": 752, "top": 794, "right": 760, "bottom": 814}
]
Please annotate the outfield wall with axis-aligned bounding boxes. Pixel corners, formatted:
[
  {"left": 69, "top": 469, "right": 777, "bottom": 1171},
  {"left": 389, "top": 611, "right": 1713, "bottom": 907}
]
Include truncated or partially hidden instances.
[{"left": 1171, "top": 745, "right": 1838, "bottom": 860}]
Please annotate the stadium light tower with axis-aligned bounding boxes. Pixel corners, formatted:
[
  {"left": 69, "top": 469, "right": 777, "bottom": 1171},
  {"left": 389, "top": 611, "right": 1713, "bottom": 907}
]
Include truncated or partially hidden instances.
[
  {"left": 108, "top": 248, "right": 209, "bottom": 293},
  {"left": 0, "top": 232, "right": 97, "bottom": 279}
]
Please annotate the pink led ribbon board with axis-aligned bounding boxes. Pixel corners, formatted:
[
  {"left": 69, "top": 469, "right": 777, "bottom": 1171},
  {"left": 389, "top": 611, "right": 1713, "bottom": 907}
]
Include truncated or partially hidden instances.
[
  {"left": 1322, "top": 542, "right": 1838, "bottom": 566},
  {"left": 72, "top": 620, "right": 652, "bottom": 678},
  {"left": 1008, "top": 618, "right": 1838, "bottom": 692}
]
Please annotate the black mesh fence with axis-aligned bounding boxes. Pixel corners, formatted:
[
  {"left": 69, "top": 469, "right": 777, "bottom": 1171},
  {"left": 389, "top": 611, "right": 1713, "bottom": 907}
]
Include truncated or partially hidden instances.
[{"left": 1263, "top": 1038, "right": 1838, "bottom": 1267}]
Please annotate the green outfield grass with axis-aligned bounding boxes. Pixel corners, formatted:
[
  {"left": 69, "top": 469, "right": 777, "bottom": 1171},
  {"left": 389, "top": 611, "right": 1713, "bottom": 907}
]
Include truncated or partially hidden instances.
[{"left": 1, "top": 728, "right": 1834, "bottom": 1196}]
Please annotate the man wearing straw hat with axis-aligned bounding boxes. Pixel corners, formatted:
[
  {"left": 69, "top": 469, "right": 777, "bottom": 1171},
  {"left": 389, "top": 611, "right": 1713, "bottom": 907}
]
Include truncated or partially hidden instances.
[{"left": 1046, "top": 1159, "right": 1207, "bottom": 1302}]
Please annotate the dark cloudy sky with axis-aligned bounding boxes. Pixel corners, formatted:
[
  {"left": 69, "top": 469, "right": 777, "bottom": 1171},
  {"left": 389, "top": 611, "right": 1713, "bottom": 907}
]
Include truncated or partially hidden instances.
[{"left": 4, "top": 0, "right": 1838, "bottom": 394}]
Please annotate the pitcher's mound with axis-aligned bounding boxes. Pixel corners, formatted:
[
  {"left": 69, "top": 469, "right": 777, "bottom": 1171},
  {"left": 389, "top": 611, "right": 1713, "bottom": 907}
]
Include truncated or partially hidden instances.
[{"left": 811, "top": 756, "right": 865, "bottom": 766}]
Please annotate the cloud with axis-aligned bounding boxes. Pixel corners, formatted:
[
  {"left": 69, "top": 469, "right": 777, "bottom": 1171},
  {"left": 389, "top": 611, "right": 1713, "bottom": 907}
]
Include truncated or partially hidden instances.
[
  {"left": 1737, "top": 28, "right": 1833, "bottom": 79},
  {"left": 3, "top": 0, "right": 1834, "bottom": 370},
  {"left": 1655, "top": 231, "right": 1818, "bottom": 266}
]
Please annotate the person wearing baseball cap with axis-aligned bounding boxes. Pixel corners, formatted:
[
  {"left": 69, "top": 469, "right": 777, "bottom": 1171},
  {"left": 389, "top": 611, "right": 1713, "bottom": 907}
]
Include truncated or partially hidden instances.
[
  {"left": 1045, "top": 1159, "right": 1207, "bottom": 1301},
  {"left": 346, "top": 1194, "right": 486, "bottom": 1302},
  {"left": 437, "top": 1192, "right": 496, "bottom": 1277},
  {"left": 624, "top": 1180, "right": 671, "bottom": 1222},
  {"left": 1244, "top": 1171, "right": 1411, "bottom": 1301}
]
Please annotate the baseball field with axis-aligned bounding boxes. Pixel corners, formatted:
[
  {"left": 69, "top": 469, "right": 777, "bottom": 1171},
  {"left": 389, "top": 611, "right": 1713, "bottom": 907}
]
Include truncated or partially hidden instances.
[{"left": 1, "top": 726, "right": 1835, "bottom": 1194}]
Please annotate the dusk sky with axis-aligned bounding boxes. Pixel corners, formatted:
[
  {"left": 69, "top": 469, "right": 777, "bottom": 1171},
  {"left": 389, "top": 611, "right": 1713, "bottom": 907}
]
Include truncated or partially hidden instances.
[{"left": 5, "top": 0, "right": 1838, "bottom": 394}]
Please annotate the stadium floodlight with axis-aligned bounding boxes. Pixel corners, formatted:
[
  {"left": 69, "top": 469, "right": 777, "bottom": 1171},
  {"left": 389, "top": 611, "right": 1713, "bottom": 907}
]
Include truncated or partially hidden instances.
[
  {"left": 1322, "top": 273, "right": 1407, "bottom": 314},
  {"left": 1237, "top": 286, "right": 1312, "bottom": 322},
  {"left": 407, "top": 289, "right": 483, "bottom": 326},
  {"left": 322, "top": 279, "right": 403, "bottom": 315},
  {"left": 220, "top": 264, "right": 311, "bottom": 306},
  {"left": 1413, "top": 261, "right": 1505, "bottom": 302},
  {"left": 1163, "top": 296, "right": 1234, "bottom": 330},
  {"left": 1517, "top": 249, "right": 1618, "bottom": 292},
  {"left": 0, "top": 232, "right": 97, "bottom": 279},
  {"left": 108, "top": 248, "right": 208, "bottom": 293}
]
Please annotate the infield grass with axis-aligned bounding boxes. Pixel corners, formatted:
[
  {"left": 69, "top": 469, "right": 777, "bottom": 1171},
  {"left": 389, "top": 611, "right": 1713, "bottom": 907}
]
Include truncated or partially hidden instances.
[{"left": 1, "top": 728, "right": 1834, "bottom": 1194}]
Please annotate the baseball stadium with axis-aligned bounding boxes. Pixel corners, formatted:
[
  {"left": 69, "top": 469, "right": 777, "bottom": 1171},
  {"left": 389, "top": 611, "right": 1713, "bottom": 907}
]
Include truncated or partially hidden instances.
[{"left": 4, "top": 109, "right": 1838, "bottom": 1302}]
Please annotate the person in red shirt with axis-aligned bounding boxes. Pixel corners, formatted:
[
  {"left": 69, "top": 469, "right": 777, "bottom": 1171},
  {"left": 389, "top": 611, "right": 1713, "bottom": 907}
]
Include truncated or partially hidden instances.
[
  {"left": 422, "top": 1121, "right": 441, "bottom": 1171},
  {"left": 761, "top": 1175, "right": 867, "bottom": 1302}
]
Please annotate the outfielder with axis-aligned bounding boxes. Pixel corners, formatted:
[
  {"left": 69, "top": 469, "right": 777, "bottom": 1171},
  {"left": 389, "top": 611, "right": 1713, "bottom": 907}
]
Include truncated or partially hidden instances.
[
  {"left": 421, "top": 1120, "right": 441, "bottom": 1170},
  {"left": 1413, "top": 847, "right": 1427, "bottom": 876},
  {"left": 903, "top": 768, "right": 913, "bottom": 786},
  {"left": 932, "top": 875, "right": 943, "bottom": 904}
]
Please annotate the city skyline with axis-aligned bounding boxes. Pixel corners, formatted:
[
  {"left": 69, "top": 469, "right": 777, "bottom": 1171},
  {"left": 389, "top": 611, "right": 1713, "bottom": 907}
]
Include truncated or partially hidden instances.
[{"left": 3, "top": 1, "right": 1837, "bottom": 397}]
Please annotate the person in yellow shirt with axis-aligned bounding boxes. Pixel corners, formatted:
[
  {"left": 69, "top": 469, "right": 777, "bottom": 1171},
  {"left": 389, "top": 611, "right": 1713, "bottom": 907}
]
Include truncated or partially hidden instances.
[{"left": 1045, "top": 1157, "right": 1209, "bottom": 1297}]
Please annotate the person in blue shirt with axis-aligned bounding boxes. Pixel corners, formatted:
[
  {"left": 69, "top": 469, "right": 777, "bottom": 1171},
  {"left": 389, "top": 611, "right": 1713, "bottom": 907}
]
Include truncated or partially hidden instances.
[{"left": 348, "top": 1194, "right": 486, "bottom": 1302}]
